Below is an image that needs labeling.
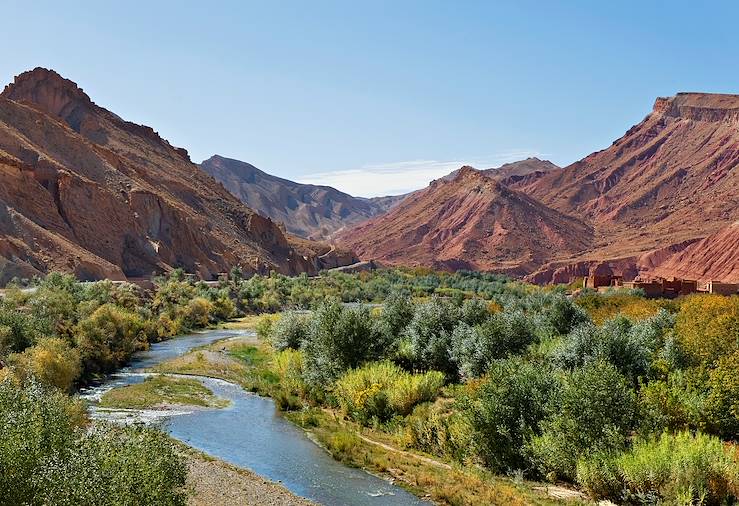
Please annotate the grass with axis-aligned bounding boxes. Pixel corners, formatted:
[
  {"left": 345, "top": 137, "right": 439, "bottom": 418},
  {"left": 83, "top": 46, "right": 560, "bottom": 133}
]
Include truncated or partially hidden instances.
[
  {"left": 99, "top": 375, "right": 229, "bottom": 409},
  {"left": 287, "top": 408, "right": 571, "bottom": 506}
]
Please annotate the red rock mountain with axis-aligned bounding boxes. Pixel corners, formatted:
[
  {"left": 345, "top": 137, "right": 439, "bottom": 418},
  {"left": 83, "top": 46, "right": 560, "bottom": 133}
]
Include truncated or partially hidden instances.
[
  {"left": 337, "top": 167, "right": 592, "bottom": 274},
  {"left": 0, "top": 68, "right": 355, "bottom": 285},
  {"left": 339, "top": 94, "right": 739, "bottom": 282},
  {"left": 200, "top": 155, "right": 403, "bottom": 239},
  {"left": 651, "top": 222, "right": 739, "bottom": 282}
]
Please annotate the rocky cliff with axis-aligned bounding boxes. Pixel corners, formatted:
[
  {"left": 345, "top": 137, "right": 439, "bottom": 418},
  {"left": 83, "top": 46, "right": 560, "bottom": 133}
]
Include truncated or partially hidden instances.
[{"left": 0, "top": 68, "right": 355, "bottom": 284}]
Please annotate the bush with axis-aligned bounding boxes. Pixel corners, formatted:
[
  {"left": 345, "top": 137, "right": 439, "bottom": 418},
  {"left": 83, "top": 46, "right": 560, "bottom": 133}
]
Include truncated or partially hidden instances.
[
  {"left": 270, "top": 311, "right": 309, "bottom": 351},
  {"left": 270, "top": 349, "right": 305, "bottom": 395},
  {"left": 0, "top": 380, "right": 186, "bottom": 505},
  {"left": 334, "top": 361, "right": 444, "bottom": 424},
  {"left": 530, "top": 361, "right": 637, "bottom": 481},
  {"left": 540, "top": 293, "right": 590, "bottom": 336},
  {"left": 404, "top": 297, "right": 460, "bottom": 377},
  {"left": 466, "top": 358, "right": 559, "bottom": 473},
  {"left": 576, "top": 451, "right": 624, "bottom": 500},
  {"left": 184, "top": 297, "right": 214, "bottom": 328},
  {"left": 617, "top": 431, "right": 738, "bottom": 505},
  {"left": 704, "top": 349, "right": 739, "bottom": 438},
  {"left": 675, "top": 295, "right": 739, "bottom": 366},
  {"left": 452, "top": 311, "right": 535, "bottom": 379},
  {"left": 74, "top": 304, "right": 147, "bottom": 378},
  {"left": 552, "top": 314, "right": 659, "bottom": 383},
  {"left": 255, "top": 313, "right": 280, "bottom": 341},
  {"left": 374, "top": 290, "right": 415, "bottom": 355},
  {"left": 638, "top": 370, "right": 706, "bottom": 436},
  {"left": 302, "top": 301, "right": 382, "bottom": 387},
  {"left": 403, "top": 402, "right": 472, "bottom": 462},
  {"left": 8, "top": 337, "right": 81, "bottom": 391}
]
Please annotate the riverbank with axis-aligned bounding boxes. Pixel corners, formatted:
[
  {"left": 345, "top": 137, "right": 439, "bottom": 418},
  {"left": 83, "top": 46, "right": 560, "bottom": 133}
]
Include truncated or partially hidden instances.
[
  {"left": 184, "top": 447, "right": 315, "bottom": 506},
  {"left": 145, "top": 320, "right": 585, "bottom": 505}
]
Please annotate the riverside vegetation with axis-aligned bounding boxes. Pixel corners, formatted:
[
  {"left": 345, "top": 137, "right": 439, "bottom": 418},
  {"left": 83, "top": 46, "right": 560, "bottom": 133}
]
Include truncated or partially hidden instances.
[{"left": 1, "top": 269, "right": 738, "bottom": 504}]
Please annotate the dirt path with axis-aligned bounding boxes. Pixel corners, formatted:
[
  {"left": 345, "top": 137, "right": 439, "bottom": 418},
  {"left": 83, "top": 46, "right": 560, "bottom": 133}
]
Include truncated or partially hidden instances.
[{"left": 356, "top": 433, "right": 452, "bottom": 470}]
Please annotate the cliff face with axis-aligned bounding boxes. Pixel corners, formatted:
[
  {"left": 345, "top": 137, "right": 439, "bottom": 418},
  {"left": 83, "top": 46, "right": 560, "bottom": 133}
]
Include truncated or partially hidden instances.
[
  {"left": 200, "top": 155, "right": 404, "bottom": 239},
  {"left": 0, "top": 68, "right": 354, "bottom": 284},
  {"left": 338, "top": 94, "right": 739, "bottom": 281},
  {"left": 512, "top": 93, "right": 739, "bottom": 260},
  {"left": 336, "top": 167, "right": 592, "bottom": 274}
]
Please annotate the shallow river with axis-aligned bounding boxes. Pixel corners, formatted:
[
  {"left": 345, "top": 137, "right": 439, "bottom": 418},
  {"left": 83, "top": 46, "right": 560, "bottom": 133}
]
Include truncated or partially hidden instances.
[{"left": 81, "top": 330, "right": 428, "bottom": 506}]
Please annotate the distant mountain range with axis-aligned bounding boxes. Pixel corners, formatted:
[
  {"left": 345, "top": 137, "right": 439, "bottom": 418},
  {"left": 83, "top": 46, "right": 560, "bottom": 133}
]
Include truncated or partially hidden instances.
[{"left": 200, "top": 155, "right": 403, "bottom": 239}]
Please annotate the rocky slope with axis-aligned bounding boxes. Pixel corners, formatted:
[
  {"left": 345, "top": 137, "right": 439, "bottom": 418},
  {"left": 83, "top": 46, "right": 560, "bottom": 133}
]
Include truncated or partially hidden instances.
[
  {"left": 339, "top": 94, "right": 739, "bottom": 281},
  {"left": 651, "top": 222, "right": 739, "bottom": 282},
  {"left": 336, "top": 167, "right": 592, "bottom": 274},
  {"left": 512, "top": 93, "right": 739, "bottom": 259},
  {"left": 0, "top": 68, "right": 355, "bottom": 284},
  {"left": 201, "top": 155, "right": 404, "bottom": 239}
]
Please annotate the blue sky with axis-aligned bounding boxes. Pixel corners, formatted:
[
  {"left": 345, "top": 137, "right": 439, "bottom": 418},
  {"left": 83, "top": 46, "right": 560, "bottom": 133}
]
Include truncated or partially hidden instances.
[{"left": 3, "top": 1, "right": 738, "bottom": 196}]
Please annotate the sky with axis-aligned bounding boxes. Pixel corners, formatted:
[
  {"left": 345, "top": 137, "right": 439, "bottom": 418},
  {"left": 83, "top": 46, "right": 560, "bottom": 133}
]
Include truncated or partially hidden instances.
[{"left": 3, "top": 1, "right": 739, "bottom": 197}]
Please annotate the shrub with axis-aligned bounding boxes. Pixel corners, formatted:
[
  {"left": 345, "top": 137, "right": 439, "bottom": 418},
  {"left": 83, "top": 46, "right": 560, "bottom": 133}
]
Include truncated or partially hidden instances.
[
  {"left": 452, "top": 311, "right": 535, "bottom": 379},
  {"left": 374, "top": 290, "right": 415, "bottom": 355},
  {"left": 403, "top": 402, "right": 472, "bottom": 462},
  {"left": 334, "top": 361, "right": 444, "bottom": 424},
  {"left": 552, "top": 314, "right": 658, "bottom": 383},
  {"left": 270, "top": 311, "right": 309, "bottom": 351},
  {"left": 74, "top": 304, "right": 147, "bottom": 377},
  {"left": 270, "top": 349, "right": 305, "bottom": 395},
  {"left": 466, "top": 358, "right": 559, "bottom": 473},
  {"left": 530, "top": 361, "right": 637, "bottom": 481},
  {"left": 541, "top": 293, "right": 590, "bottom": 336},
  {"left": 8, "top": 337, "right": 81, "bottom": 391},
  {"left": 704, "top": 349, "right": 739, "bottom": 438},
  {"left": 638, "top": 369, "right": 707, "bottom": 436},
  {"left": 618, "top": 431, "right": 738, "bottom": 505},
  {"left": 404, "top": 297, "right": 460, "bottom": 377},
  {"left": 255, "top": 313, "right": 280, "bottom": 341},
  {"left": 302, "top": 301, "right": 382, "bottom": 387},
  {"left": 184, "top": 297, "right": 214, "bottom": 328},
  {"left": 0, "top": 305, "right": 45, "bottom": 355},
  {"left": 576, "top": 451, "right": 624, "bottom": 500},
  {"left": 675, "top": 294, "right": 739, "bottom": 366},
  {"left": 0, "top": 380, "right": 186, "bottom": 505}
]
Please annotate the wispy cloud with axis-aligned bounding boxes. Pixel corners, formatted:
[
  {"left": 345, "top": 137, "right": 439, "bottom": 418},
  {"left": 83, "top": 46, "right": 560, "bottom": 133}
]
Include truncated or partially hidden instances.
[{"left": 296, "top": 150, "right": 545, "bottom": 197}]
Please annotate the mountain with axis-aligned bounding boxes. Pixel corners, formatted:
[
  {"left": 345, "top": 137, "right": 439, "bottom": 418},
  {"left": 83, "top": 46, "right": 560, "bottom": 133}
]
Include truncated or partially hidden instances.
[
  {"left": 439, "top": 157, "right": 559, "bottom": 183},
  {"left": 338, "top": 94, "right": 739, "bottom": 281},
  {"left": 336, "top": 167, "right": 592, "bottom": 274},
  {"left": 0, "top": 68, "right": 355, "bottom": 285},
  {"left": 513, "top": 93, "right": 739, "bottom": 260},
  {"left": 200, "top": 155, "right": 404, "bottom": 239},
  {"left": 652, "top": 221, "right": 739, "bottom": 282}
]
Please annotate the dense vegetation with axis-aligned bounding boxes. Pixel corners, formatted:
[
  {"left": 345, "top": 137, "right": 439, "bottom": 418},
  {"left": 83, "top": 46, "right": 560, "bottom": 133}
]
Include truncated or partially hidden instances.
[
  {"left": 2, "top": 268, "right": 739, "bottom": 505},
  {"left": 259, "top": 285, "right": 739, "bottom": 505}
]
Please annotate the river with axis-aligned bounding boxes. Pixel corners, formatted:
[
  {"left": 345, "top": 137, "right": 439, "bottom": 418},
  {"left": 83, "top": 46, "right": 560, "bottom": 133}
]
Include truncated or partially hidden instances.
[{"left": 81, "top": 329, "right": 428, "bottom": 506}]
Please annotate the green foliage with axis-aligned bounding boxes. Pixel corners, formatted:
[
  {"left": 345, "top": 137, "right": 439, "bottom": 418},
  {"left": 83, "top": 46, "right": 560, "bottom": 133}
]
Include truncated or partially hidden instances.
[
  {"left": 675, "top": 294, "right": 739, "bottom": 366},
  {"left": 8, "top": 337, "right": 81, "bottom": 392},
  {"left": 581, "top": 431, "right": 739, "bottom": 505},
  {"left": 74, "top": 304, "right": 147, "bottom": 378},
  {"left": 704, "top": 349, "right": 739, "bottom": 438},
  {"left": 404, "top": 297, "right": 460, "bottom": 377},
  {"left": 0, "top": 380, "right": 186, "bottom": 506},
  {"left": 334, "top": 362, "right": 444, "bottom": 424},
  {"left": 302, "top": 300, "right": 382, "bottom": 387},
  {"left": 402, "top": 402, "right": 472, "bottom": 462},
  {"left": 269, "top": 311, "right": 309, "bottom": 351},
  {"left": 451, "top": 310, "right": 535, "bottom": 378},
  {"left": 530, "top": 361, "right": 637, "bottom": 481},
  {"left": 466, "top": 358, "right": 559, "bottom": 473}
]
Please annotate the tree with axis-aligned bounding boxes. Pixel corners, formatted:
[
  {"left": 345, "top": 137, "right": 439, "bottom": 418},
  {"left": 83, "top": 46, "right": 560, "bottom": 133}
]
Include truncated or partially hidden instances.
[
  {"left": 467, "top": 358, "right": 559, "bottom": 473},
  {"left": 302, "top": 300, "right": 381, "bottom": 387},
  {"left": 530, "top": 361, "right": 637, "bottom": 481},
  {"left": 9, "top": 337, "right": 81, "bottom": 392},
  {"left": 675, "top": 294, "right": 739, "bottom": 366},
  {"left": 270, "top": 311, "right": 309, "bottom": 351},
  {"left": 404, "top": 297, "right": 460, "bottom": 377}
]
